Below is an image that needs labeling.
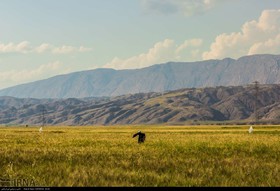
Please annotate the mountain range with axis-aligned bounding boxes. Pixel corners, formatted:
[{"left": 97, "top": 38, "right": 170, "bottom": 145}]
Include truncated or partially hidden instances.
[
  {"left": 0, "top": 54, "right": 280, "bottom": 99},
  {"left": 1, "top": 84, "right": 280, "bottom": 126}
]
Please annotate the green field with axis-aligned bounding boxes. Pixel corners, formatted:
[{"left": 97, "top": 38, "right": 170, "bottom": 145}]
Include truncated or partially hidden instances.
[{"left": 0, "top": 125, "right": 279, "bottom": 187}]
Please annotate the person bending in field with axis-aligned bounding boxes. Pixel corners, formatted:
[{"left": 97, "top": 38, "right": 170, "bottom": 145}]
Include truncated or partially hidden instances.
[{"left": 133, "top": 130, "right": 146, "bottom": 143}]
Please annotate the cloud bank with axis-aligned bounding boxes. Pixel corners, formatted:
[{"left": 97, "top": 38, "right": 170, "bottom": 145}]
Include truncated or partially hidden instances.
[
  {"left": 203, "top": 9, "right": 280, "bottom": 59},
  {"left": 105, "top": 9, "right": 280, "bottom": 70},
  {"left": 0, "top": 61, "right": 69, "bottom": 89},
  {"left": 0, "top": 41, "right": 32, "bottom": 53},
  {"left": 0, "top": 42, "right": 93, "bottom": 54},
  {"left": 104, "top": 38, "right": 203, "bottom": 69}
]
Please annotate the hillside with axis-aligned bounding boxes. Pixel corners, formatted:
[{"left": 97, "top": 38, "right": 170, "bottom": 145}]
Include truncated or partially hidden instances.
[
  {"left": 1, "top": 84, "right": 280, "bottom": 125},
  {"left": 0, "top": 54, "right": 280, "bottom": 98}
]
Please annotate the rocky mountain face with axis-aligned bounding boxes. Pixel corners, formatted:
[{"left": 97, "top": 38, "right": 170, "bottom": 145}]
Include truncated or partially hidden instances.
[
  {"left": 0, "top": 54, "right": 280, "bottom": 99},
  {"left": 1, "top": 84, "right": 279, "bottom": 125}
]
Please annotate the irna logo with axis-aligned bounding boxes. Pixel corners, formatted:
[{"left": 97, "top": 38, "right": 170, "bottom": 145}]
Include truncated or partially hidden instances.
[{"left": 0, "top": 178, "right": 36, "bottom": 187}]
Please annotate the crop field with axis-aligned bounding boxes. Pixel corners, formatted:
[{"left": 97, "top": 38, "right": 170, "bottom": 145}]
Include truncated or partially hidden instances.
[{"left": 0, "top": 125, "right": 279, "bottom": 187}]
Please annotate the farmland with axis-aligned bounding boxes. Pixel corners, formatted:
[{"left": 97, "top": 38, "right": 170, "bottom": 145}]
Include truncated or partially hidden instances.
[{"left": 0, "top": 125, "right": 279, "bottom": 187}]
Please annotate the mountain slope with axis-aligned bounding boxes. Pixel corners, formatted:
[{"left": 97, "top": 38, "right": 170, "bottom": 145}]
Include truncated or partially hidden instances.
[
  {"left": 1, "top": 84, "right": 280, "bottom": 125},
  {"left": 0, "top": 54, "right": 280, "bottom": 98}
]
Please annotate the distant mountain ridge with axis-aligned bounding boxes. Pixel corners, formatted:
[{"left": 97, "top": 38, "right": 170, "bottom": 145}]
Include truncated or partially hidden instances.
[
  {"left": 0, "top": 84, "right": 279, "bottom": 125},
  {"left": 0, "top": 54, "right": 280, "bottom": 98}
]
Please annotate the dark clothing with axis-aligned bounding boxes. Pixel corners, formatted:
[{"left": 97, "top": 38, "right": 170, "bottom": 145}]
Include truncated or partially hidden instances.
[{"left": 133, "top": 132, "right": 146, "bottom": 143}]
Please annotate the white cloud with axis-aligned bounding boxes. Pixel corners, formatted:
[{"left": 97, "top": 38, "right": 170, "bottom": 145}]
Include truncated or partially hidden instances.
[
  {"left": 248, "top": 34, "right": 280, "bottom": 55},
  {"left": 0, "top": 41, "right": 32, "bottom": 53},
  {"left": 0, "top": 42, "right": 93, "bottom": 54},
  {"left": 0, "top": 61, "right": 66, "bottom": 89},
  {"left": 141, "top": 0, "right": 223, "bottom": 16},
  {"left": 52, "top": 45, "right": 92, "bottom": 54},
  {"left": 104, "top": 38, "right": 203, "bottom": 69},
  {"left": 52, "top": 45, "right": 77, "bottom": 54},
  {"left": 176, "top": 39, "right": 203, "bottom": 54},
  {"left": 35, "top": 43, "right": 53, "bottom": 53},
  {"left": 78, "top": 46, "right": 93, "bottom": 52},
  {"left": 104, "top": 39, "right": 176, "bottom": 69},
  {"left": 203, "top": 9, "right": 280, "bottom": 60}
]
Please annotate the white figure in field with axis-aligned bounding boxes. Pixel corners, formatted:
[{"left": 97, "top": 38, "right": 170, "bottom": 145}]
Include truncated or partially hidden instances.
[
  {"left": 248, "top": 126, "right": 253, "bottom": 134},
  {"left": 39, "top": 127, "right": 43, "bottom": 133}
]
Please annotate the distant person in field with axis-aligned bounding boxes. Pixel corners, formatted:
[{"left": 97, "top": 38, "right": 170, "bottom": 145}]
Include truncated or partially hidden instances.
[
  {"left": 133, "top": 130, "right": 146, "bottom": 143},
  {"left": 249, "top": 126, "right": 253, "bottom": 134}
]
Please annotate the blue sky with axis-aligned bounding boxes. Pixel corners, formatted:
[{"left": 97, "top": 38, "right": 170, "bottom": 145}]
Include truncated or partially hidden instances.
[{"left": 0, "top": 0, "right": 279, "bottom": 89}]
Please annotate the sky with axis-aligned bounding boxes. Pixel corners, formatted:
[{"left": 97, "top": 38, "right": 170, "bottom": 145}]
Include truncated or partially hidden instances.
[{"left": 0, "top": 0, "right": 279, "bottom": 89}]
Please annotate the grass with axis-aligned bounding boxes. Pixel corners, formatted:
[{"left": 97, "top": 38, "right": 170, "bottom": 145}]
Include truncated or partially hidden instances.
[{"left": 0, "top": 125, "right": 279, "bottom": 187}]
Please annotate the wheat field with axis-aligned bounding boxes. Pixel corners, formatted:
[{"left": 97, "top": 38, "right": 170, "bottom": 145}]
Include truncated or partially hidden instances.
[{"left": 0, "top": 125, "right": 279, "bottom": 187}]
